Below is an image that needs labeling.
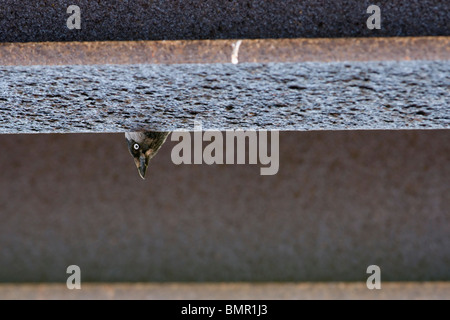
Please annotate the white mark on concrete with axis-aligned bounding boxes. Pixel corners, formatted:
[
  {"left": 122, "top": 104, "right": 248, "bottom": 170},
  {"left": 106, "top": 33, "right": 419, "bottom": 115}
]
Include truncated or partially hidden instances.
[{"left": 231, "top": 40, "right": 242, "bottom": 64}]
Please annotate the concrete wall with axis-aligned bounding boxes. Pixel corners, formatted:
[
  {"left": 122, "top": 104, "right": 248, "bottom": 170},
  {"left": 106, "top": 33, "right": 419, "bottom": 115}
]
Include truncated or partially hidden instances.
[
  {"left": 0, "top": 130, "right": 448, "bottom": 282},
  {"left": 1, "top": 0, "right": 449, "bottom": 42}
]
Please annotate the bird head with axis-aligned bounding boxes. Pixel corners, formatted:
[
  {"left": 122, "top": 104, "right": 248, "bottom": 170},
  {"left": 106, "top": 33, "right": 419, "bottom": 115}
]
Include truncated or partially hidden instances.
[{"left": 125, "top": 131, "right": 169, "bottom": 179}]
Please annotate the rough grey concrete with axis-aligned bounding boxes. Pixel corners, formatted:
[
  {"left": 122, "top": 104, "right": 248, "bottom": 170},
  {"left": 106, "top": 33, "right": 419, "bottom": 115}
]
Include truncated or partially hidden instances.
[
  {"left": 1, "top": 283, "right": 449, "bottom": 300},
  {"left": 0, "top": 61, "right": 449, "bottom": 133},
  {"left": 0, "top": 1, "right": 449, "bottom": 43},
  {"left": 0, "top": 131, "right": 448, "bottom": 282}
]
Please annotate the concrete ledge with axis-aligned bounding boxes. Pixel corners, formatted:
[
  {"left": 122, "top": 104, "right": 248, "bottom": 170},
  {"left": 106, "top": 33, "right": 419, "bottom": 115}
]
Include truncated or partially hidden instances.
[
  {"left": 1, "top": 60, "right": 449, "bottom": 133},
  {"left": 1, "top": 283, "right": 449, "bottom": 300},
  {"left": 1, "top": 37, "right": 449, "bottom": 66},
  {"left": 1, "top": 38, "right": 448, "bottom": 133}
]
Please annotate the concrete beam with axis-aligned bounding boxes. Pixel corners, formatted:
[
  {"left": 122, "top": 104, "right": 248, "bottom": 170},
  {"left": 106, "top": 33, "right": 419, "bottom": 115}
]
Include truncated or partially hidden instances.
[
  {"left": 0, "top": 0, "right": 448, "bottom": 42},
  {"left": 0, "top": 38, "right": 449, "bottom": 133},
  {"left": 1, "top": 283, "right": 449, "bottom": 300},
  {"left": 1, "top": 37, "right": 448, "bottom": 66}
]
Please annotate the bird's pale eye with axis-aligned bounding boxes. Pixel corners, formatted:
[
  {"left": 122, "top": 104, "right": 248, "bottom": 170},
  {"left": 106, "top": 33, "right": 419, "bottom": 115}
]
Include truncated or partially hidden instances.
[{"left": 133, "top": 143, "right": 140, "bottom": 150}]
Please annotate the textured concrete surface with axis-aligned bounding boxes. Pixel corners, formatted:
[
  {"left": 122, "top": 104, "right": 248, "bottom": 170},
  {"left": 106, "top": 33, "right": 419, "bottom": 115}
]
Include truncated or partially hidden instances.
[
  {"left": 0, "top": 283, "right": 449, "bottom": 300},
  {"left": 1, "top": 61, "right": 449, "bottom": 133},
  {"left": 0, "top": 131, "right": 448, "bottom": 282},
  {"left": 1, "top": 37, "right": 449, "bottom": 66},
  {"left": 0, "top": 1, "right": 449, "bottom": 42}
]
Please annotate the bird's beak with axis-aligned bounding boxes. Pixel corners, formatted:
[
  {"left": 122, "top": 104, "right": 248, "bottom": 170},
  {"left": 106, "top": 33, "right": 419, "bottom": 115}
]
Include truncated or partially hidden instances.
[{"left": 134, "top": 154, "right": 149, "bottom": 179}]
